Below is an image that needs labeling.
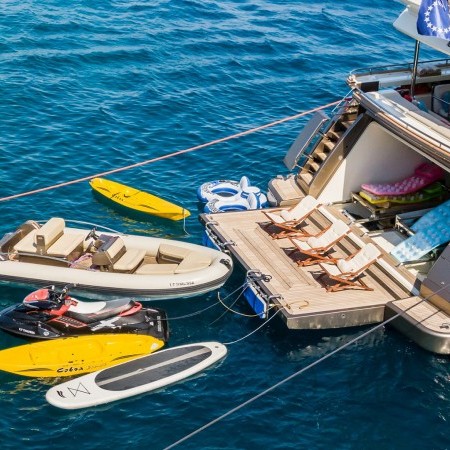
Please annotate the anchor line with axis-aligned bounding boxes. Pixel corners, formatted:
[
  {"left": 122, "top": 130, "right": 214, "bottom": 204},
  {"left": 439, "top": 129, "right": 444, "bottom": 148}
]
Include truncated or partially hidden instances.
[
  {"left": 0, "top": 100, "right": 340, "bottom": 203},
  {"left": 164, "top": 283, "right": 450, "bottom": 450}
]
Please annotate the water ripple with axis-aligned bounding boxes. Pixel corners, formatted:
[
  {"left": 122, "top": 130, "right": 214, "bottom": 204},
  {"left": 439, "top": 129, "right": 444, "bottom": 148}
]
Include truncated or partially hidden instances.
[{"left": 0, "top": 1, "right": 448, "bottom": 449}]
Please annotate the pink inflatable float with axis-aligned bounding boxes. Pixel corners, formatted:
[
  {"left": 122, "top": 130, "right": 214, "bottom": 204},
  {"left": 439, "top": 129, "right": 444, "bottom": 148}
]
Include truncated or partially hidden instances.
[{"left": 361, "top": 162, "right": 444, "bottom": 196}]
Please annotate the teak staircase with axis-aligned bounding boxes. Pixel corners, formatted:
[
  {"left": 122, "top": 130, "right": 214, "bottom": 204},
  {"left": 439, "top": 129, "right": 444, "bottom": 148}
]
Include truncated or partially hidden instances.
[{"left": 287, "top": 99, "right": 362, "bottom": 198}]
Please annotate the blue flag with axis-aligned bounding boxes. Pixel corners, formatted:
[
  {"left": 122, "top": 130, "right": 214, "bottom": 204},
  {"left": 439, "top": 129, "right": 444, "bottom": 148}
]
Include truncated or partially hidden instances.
[{"left": 417, "top": 0, "right": 450, "bottom": 39}]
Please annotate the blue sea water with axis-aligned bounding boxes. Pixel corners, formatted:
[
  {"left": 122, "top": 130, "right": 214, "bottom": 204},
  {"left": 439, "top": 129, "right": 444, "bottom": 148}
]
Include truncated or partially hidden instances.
[{"left": 0, "top": 0, "right": 448, "bottom": 448}]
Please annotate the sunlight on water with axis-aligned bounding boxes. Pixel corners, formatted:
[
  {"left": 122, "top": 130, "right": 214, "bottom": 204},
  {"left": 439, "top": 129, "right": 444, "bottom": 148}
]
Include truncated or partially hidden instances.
[{"left": 0, "top": 1, "right": 448, "bottom": 449}]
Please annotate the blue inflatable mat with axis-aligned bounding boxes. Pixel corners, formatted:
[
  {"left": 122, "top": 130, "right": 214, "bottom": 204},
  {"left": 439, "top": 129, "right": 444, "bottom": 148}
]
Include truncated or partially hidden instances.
[
  {"left": 410, "top": 198, "right": 450, "bottom": 233},
  {"left": 391, "top": 218, "right": 450, "bottom": 263}
]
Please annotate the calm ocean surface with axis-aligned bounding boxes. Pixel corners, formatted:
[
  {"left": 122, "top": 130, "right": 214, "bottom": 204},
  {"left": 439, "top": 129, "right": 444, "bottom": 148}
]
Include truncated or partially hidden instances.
[{"left": 0, "top": 1, "right": 448, "bottom": 448}]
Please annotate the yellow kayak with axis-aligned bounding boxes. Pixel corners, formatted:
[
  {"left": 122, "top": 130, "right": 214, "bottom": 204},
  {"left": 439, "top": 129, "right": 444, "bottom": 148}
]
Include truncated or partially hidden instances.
[
  {"left": 89, "top": 177, "right": 190, "bottom": 221},
  {"left": 0, "top": 334, "right": 164, "bottom": 378}
]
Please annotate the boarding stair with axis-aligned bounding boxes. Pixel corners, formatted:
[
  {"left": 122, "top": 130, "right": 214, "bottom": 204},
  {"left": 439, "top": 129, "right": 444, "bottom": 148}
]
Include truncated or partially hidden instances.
[{"left": 285, "top": 97, "right": 362, "bottom": 198}]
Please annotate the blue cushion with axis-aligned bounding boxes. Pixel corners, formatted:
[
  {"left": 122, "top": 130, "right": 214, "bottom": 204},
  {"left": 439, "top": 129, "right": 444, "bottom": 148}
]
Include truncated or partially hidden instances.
[
  {"left": 410, "top": 199, "right": 450, "bottom": 233},
  {"left": 391, "top": 220, "right": 450, "bottom": 262}
]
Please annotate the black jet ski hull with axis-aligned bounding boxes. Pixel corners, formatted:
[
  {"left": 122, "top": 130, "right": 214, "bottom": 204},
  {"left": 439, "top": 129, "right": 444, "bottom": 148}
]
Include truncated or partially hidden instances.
[{"left": 0, "top": 304, "right": 169, "bottom": 341}]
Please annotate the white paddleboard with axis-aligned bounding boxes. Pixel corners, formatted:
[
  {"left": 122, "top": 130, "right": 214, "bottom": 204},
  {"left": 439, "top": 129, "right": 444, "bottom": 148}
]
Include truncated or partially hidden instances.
[{"left": 46, "top": 341, "right": 227, "bottom": 409}]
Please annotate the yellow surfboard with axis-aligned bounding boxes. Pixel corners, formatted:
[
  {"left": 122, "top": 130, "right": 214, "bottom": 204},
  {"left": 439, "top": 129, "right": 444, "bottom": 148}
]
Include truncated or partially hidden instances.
[
  {"left": 89, "top": 177, "right": 190, "bottom": 221},
  {"left": 0, "top": 334, "right": 164, "bottom": 378}
]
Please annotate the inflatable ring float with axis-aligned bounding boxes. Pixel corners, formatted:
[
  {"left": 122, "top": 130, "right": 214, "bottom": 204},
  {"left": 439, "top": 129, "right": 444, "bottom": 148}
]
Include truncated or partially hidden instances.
[
  {"left": 240, "top": 186, "right": 269, "bottom": 208},
  {"left": 204, "top": 195, "right": 252, "bottom": 213},
  {"left": 204, "top": 190, "right": 268, "bottom": 213},
  {"left": 197, "top": 176, "right": 250, "bottom": 203}
]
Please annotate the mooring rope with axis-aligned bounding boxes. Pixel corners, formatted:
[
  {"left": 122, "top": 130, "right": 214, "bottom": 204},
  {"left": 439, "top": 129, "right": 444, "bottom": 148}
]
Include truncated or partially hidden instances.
[
  {"left": 163, "top": 282, "right": 250, "bottom": 321},
  {"left": 209, "top": 282, "right": 251, "bottom": 324},
  {"left": 222, "top": 308, "right": 282, "bottom": 345},
  {"left": 216, "top": 289, "right": 274, "bottom": 319},
  {"left": 159, "top": 300, "right": 221, "bottom": 321},
  {"left": 0, "top": 100, "right": 340, "bottom": 203},
  {"left": 164, "top": 285, "right": 449, "bottom": 450}
]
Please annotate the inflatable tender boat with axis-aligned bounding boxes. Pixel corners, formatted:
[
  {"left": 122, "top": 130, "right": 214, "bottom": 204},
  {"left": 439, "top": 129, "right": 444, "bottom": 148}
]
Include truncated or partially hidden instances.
[{"left": 0, "top": 218, "right": 233, "bottom": 300}]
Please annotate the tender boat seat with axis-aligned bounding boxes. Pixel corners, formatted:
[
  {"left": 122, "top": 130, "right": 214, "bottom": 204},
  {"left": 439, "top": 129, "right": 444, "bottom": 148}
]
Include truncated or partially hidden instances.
[
  {"left": 175, "top": 251, "right": 212, "bottom": 273},
  {"left": 13, "top": 229, "right": 38, "bottom": 254},
  {"left": 135, "top": 263, "right": 179, "bottom": 275},
  {"left": 46, "top": 233, "right": 85, "bottom": 258},
  {"left": 156, "top": 243, "right": 191, "bottom": 263},
  {"left": 14, "top": 218, "right": 62, "bottom": 254},
  {"left": 113, "top": 248, "right": 147, "bottom": 273},
  {"left": 133, "top": 244, "right": 212, "bottom": 275},
  {"left": 156, "top": 243, "right": 212, "bottom": 273},
  {"left": 92, "top": 235, "right": 145, "bottom": 273},
  {"left": 14, "top": 218, "right": 85, "bottom": 259},
  {"left": 35, "top": 218, "right": 65, "bottom": 255},
  {"left": 92, "top": 235, "right": 126, "bottom": 269}
]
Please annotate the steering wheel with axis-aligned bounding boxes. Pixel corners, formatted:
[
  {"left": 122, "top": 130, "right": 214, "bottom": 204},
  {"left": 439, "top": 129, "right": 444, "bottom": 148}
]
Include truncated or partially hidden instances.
[{"left": 85, "top": 227, "right": 99, "bottom": 241}]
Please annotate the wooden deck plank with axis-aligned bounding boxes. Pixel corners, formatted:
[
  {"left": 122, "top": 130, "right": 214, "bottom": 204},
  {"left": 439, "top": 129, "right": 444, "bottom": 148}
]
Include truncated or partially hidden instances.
[
  {"left": 201, "top": 206, "right": 418, "bottom": 329},
  {"left": 390, "top": 297, "right": 450, "bottom": 332}
]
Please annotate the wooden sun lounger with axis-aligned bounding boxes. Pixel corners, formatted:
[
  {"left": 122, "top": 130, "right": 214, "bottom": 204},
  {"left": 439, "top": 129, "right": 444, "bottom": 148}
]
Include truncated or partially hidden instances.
[{"left": 318, "top": 243, "right": 381, "bottom": 292}]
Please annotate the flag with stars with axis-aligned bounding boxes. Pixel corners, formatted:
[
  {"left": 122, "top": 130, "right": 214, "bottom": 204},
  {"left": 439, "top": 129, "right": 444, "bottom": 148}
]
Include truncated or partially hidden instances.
[{"left": 417, "top": 0, "right": 450, "bottom": 39}]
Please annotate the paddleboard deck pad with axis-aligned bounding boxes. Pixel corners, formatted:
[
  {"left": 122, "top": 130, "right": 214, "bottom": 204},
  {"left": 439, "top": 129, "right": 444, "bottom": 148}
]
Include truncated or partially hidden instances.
[{"left": 46, "top": 342, "right": 227, "bottom": 409}]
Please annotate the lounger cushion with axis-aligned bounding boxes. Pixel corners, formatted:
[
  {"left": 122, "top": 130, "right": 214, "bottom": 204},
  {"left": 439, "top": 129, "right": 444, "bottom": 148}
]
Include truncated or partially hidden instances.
[
  {"left": 292, "top": 220, "right": 349, "bottom": 251},
  {"left": 308, "top": 221, "right": 348, "bottom": 248},
  {"left": 321, "top": 262, "right": 341, "bottom": 277},
  {"left": 264, "top": 211, "right": 290, "bottom": 224},
  {"left": 307, "top": 234, "right": 328, "bottom": 249},
  {"left": 287, "top": 195, "right": 320, "bottom": 220},
  {"left": 337, "top": 258, "right": 355, "bottom": 274},
  {"left": 264, "top": 195, "right": 320, "bottom": 224},
  {"left": 291, "top": 239, "right": 310, "bottom": 252},
  {"left": 337, "top": 244, "right": 380, "bottom": 273}
]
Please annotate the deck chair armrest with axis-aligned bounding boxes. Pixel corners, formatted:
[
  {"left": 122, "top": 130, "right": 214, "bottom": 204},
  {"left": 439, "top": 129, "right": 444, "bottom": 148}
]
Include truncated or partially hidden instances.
[{"left": 342, "top": 247, "right": 378, "bottom": 263}]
